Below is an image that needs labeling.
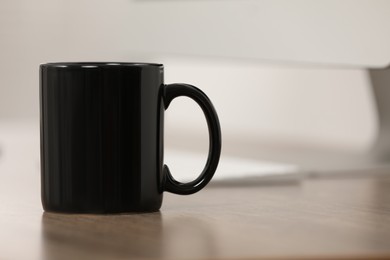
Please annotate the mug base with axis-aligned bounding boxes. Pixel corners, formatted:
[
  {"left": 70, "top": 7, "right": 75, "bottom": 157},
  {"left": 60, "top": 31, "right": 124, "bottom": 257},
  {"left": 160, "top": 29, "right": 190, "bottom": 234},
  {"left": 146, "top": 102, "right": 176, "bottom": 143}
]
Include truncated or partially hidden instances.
[
  {"left": 42, "top": 205, "right": 161, "bottom": 214},
  {"left": 42, "top": 200, "right": 163, "bottom": 214}
]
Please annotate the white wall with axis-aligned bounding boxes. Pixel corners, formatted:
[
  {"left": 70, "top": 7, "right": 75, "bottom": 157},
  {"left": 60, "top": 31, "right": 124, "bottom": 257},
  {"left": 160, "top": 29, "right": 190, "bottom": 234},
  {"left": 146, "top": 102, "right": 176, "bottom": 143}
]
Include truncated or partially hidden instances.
[
  {"left": 162, "top": 56, "right": 377, "bottom": 152},
  {"left": 0, "top": 0, "right": 384, "bottom": 152}
]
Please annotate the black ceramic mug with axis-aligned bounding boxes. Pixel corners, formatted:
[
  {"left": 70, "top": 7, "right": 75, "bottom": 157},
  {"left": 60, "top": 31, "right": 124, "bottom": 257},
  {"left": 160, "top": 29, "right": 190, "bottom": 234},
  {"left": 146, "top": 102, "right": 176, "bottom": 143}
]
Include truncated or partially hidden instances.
[{"left": 40, "top": 62, "right": 221, "bottom": 213}]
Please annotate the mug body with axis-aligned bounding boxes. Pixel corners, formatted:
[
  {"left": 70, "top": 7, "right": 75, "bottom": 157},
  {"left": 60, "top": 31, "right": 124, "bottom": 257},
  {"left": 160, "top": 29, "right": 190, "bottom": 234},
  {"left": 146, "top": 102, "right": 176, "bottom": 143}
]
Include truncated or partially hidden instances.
[{"left": 40, "top": 62, "right": 165, "bottom": 213}]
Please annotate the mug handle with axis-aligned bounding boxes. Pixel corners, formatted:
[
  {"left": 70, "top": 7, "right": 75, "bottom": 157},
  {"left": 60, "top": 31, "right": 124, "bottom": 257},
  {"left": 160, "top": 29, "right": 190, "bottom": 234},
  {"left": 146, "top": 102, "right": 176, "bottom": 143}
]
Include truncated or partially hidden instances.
[{"left": 162, "top": 83, "right": 222, "bottom": 195}]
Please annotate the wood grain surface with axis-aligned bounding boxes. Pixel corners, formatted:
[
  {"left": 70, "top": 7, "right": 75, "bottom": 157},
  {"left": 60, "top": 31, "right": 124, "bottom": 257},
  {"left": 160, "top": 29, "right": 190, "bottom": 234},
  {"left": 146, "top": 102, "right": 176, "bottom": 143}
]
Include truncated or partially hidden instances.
[{"left": 1, "top": 166, "right": 390, "bottom": 259}]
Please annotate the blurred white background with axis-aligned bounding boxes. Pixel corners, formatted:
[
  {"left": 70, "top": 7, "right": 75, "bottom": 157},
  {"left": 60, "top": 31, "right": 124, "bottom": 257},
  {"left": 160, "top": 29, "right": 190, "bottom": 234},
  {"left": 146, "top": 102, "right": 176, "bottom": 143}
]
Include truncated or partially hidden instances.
[{"left": 1, "top": 0, "right": 390, "bottom": 161}]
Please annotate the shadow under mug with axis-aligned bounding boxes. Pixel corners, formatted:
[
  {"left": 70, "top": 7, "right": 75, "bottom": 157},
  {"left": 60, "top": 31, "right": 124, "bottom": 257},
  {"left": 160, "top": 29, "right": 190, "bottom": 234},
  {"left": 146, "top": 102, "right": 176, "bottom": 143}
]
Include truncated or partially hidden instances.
[{"left": 40, "top": 62, "right": 221, "bottom": 213}]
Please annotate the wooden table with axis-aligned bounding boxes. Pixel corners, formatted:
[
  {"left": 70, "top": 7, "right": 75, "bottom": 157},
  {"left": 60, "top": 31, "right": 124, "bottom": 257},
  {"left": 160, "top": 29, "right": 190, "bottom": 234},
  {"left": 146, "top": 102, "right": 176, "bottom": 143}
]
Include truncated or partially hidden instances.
[
  {"left": 2, "top": 122, "right": 390, "bottom": 259},
  {"left": 2, "top": 168, "right": 390, "bottom": 259}
]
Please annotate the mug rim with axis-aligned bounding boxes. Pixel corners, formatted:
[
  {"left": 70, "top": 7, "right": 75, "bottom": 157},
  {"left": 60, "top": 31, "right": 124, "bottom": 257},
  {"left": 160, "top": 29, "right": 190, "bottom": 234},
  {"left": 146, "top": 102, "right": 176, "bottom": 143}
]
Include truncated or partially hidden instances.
[{"left": 40, "top": 62, "right": 163, "bottom": 68}]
